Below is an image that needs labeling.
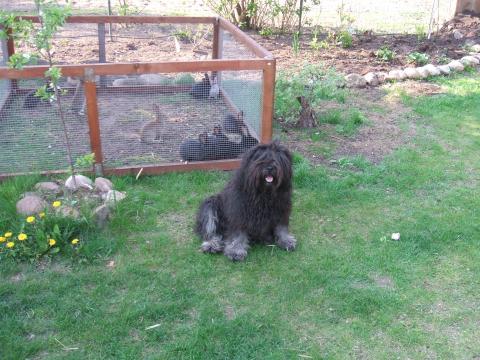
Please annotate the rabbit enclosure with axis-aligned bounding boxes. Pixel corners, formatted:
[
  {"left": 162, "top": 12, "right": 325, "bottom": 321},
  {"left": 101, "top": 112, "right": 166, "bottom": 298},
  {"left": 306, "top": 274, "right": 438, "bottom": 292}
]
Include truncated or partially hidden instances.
[{"left": 0, "top": 15, "right": 275, "bottom": 178}]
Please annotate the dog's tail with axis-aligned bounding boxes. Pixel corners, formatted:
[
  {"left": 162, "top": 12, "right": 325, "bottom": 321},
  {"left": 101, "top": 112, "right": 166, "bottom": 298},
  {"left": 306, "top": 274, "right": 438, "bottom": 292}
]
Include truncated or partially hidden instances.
[
  {"left": 196, "top": 195, "right": 225, "bottom": 253},
  {"left": 196, "top": 195, "right": 221, "bottom": 238}
]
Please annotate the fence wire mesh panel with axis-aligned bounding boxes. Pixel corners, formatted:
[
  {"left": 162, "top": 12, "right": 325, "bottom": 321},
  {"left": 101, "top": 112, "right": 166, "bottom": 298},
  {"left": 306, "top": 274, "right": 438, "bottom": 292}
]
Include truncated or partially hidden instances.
[
  {"left": 306, "top": 0, "right": 458, "bottom": 33},
  {"left": 221, "top": 29, "right": 258, "bottom": 59},
  {"left": 0, "top": 37, "right": 9, "bottom": 113},
  {"left": 0, "top": 16, "right": 273, "bottom": 177},
  {"left": 103, "top": 23, "right": 214, "bottom": 62},
  {"left": 0, "top": 76, "right": 91, "bottom": 174},
  {"left": 97, "top": 70, "right": 262, "bottom": 169},
  {"left": 221, "top": 70, "right": 263, "bottom": 137},
  {"left": 45, "top": 23, "right": 213, "bottom": 64}
]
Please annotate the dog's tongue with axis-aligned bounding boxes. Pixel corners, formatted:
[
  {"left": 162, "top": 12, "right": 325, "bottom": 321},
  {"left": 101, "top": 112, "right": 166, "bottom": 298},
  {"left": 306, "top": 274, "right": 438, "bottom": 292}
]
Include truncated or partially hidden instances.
[{"left": 265, "top": 175, "right": 274, "bottom": 183}]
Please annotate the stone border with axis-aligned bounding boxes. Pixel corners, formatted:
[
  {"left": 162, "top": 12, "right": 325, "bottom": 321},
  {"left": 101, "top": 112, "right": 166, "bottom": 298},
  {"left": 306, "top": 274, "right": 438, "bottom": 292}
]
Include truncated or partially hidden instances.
[{"left": 345, "top": 52, "right": 480, "bottom": 88}]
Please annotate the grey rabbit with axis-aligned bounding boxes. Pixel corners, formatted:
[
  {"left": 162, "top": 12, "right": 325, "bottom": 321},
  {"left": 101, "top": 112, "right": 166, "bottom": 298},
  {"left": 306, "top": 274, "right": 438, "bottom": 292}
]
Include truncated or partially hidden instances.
[
  {"left": 189, "top": 73, "right": 211, "bottom": 99},
  {"left": 180, "top": 135, "right": 206, "bottom": 162},
  {"left": 223, "top": 110, "right": 245, "bottom": 134}
]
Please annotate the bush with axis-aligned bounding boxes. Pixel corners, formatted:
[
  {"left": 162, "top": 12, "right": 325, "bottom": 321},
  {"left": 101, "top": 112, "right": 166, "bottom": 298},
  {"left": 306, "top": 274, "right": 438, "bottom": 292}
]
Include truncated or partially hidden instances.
[
  {"left": 275, "top": 64, "right": 346, "bottom": 124},
  {"left": 375, "top": 46, "right": 396, "bottom": 62},
  {"left": 407, "top": 52, "right": 429, "bottom": 66},
  {"left": 338, "top": 30, "right": 353, "bottom": 48},
  {"left": 205, "top": 0, "right": 320, "bottom": 31}
]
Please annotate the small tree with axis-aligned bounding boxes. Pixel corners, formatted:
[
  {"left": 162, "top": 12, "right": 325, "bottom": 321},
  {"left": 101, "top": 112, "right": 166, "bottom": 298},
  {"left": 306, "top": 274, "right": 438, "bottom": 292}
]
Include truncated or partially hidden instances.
[{"left": 1, "top": 0, "right": 76, "bottom": 175}]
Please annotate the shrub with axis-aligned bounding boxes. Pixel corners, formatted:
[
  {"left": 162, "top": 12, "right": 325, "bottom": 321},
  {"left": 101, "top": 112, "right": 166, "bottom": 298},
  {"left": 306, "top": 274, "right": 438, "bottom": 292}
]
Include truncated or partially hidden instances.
[
  {"left": 415, "top": 24, "right": 426, "bottom": 41},
  {"left": 338, "top": 30, "right": 353, "bottom": 48},
  {"left": 375, "top": 46, "right": 396, "bottom": 62},
  {"left": 274, "top": 64, "right": 346, "bottom": 124},
  {"left": 205, "top": 0, "right": 320, "bottom": 31},
  {"left": 407, "top": 52, "right": 429, "bottom": 66}
]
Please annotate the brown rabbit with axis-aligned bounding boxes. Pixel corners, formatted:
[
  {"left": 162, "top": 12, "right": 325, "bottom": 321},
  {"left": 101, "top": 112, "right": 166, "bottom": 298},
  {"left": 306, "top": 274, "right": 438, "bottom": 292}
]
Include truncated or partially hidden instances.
[{"left": 140, "top": 104, "right": 164, "bottom": 144}]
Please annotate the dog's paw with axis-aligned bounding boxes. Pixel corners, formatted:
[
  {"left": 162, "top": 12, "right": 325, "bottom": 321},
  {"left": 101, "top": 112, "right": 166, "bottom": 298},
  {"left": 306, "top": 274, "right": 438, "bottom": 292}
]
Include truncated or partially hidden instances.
[
  {"left": 200, "top": 237, "right": 224, "bottom": 253},
  {"left": 224, "top": 246, "right": 248, "bottom": 261},
  {"left": 276, "top": 233, "right": 297, "bottom": 251}
]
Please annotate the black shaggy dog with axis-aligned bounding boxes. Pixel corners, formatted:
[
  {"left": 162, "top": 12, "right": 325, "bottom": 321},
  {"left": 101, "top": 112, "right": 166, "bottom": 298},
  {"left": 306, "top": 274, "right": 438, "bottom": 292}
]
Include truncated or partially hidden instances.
[{"left": 196, "top": 141, "right": 296, "bottom": 261}]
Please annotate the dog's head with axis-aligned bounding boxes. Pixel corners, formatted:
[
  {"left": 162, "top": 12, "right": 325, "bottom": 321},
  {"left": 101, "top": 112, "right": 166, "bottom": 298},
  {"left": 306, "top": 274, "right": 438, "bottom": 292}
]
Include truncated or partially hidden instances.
[{"left": 241, "top": 141, "right": 292, "bottom": 192}]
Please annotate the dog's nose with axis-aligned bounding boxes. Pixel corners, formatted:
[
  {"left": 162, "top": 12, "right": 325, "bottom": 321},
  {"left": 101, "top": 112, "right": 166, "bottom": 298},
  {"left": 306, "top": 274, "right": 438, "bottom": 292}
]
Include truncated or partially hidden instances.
[{"left": 266, "top": 165, "right": 273, "bottom": 171}]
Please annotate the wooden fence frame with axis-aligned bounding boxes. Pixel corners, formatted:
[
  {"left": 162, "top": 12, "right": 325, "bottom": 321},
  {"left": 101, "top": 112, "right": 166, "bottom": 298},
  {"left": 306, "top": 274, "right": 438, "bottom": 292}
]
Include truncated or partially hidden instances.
[{"left": 0, "top": 15, "right": 276, "bottom": 180}]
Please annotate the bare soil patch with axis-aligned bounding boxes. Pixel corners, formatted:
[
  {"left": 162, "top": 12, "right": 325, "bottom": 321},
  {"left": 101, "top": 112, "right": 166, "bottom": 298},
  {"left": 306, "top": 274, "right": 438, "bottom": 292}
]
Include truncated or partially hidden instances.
[{"left": 252, "top": 14, "right": 480, "bottom": 75}]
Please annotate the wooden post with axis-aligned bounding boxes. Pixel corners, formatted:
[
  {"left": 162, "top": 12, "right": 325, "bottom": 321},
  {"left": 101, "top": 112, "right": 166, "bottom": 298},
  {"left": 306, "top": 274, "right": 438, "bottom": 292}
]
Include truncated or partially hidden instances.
[
  {"left": 212, "top": 18, "right": 223, "bottom": 84},
  {"left": 261, "top": 59, "right": 275, "bottom": 143},
  {"left": 5, "top": 27, "right": 17, "bottom": 90},
  {"left": 84, "top": 68, "right": 104, "bottom": 175},
  {"left": 98, "top": 23, "right": 107, "bottom": 87}
]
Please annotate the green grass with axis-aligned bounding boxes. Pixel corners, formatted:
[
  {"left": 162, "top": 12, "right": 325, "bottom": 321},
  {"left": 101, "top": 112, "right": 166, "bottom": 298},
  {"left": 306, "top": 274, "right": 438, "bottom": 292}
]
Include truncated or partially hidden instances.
[{"left": 1, "top": 74, "right": 480, "bottom": 359}]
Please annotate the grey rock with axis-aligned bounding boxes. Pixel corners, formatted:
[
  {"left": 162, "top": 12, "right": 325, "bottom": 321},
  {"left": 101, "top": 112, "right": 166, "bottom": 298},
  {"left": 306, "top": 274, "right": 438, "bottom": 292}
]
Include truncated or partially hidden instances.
[
  {"left": 112, "top": 77, "right": 146, "bottom": 87},
  {"left": 94, "top": 204, "right": 111, "bottom": 228},
  {"left": 58, "top": 205, "right": 80, "bottom": 219},
  {"left": 387, "top": 70, "right": 407, "bottom": 81},
  {"left": 139, "top": 74, "right": 171, "bottom": 85},
  {"left": 16, "top": 194, "right": 47, "bottom": 215},
  {"left": 363, "top": 72, "right": 379, "bottom": 86},
  {"left": 404, "top": 67, "right": 421, "bottom": 79},
  {"left": 453, "top": 29, "right": 464, "bottom": 40},
  {"left": 104, "top": 190, "right": 127, "bottom": 206},
  {"left": 447, "top": 60, "right": 465, "bottom": 72},
  {"left": 65, "top": 175, "right": 93, "bottom": 192},
  {"left": 34, "top": 181, "right": 62, "bottom": 195},
  {"left": 437, "top": 65, "right": 451, "bottom": 75},
  {"left": 345, "top": 73, "right": 366, "bottom": 88},
  {"left": 376, "top": 72, "right": 387, "bottom": 84},
  {"left": 465, "top": 39, "right": 476, "bottom": 47},
  {"left": 416, "top": 67, "right": 431, "bottom": 78},
  {"left": 94, "top": 177, "right": 113, "bottom": 193},
  {"left": 423, "top": 64, "right": 441, "bottom": 76},
  {"left": 461, "top": 55, "right": 479, "bottom": 66}
]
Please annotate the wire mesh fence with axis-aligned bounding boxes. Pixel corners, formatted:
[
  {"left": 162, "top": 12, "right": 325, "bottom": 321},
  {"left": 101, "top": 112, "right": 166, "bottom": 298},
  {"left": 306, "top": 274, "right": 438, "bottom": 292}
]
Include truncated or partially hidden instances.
[
  {"left": 96, "top": 70, "right": 261, "bottom": 168},
  {"left": 0, "top": 16, "right": 273, "bottom": 177},
  {"left": 0, "top": 76, "right": 91, "bottom": 174}
]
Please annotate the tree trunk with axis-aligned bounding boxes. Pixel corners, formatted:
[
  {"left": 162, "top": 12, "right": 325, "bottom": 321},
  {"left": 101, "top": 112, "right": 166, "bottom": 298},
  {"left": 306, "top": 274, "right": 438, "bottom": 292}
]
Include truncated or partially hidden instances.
[
  {"left": 455, "top": 0, "right": 480, "bottom": 15},
  {"left": 296, "top": 96, "right": 316, "bottom": 128}
]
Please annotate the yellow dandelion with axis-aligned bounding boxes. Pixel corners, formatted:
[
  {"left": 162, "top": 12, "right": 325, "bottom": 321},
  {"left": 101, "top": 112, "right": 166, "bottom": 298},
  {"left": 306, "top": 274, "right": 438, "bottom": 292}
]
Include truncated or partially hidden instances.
[
  {"left": 26, "top": 216, "right": 36, "bottom": 223},
  {"left": 39, "top": 212, "right": 45, "bottom": 218},
  {"left": 71, "top": 238, "right": 79, "bottom": 245},
  {"left": 18, "top": 233, "right": 27, "bottom": 241},
  {"left": 0, "top": 236, "right": 5, "bottom": 243},
  {"left": 48, "top": 238, "right": 56, "bottom": 246},
  {"left": 52, "top": 201, "right": 61, "bottom": 208},
  {"left": 6, "top": 241, "right": 14, "bottom": 248},
  {"left": 5, "top": 232, "right": 12, "bottom": 238}
]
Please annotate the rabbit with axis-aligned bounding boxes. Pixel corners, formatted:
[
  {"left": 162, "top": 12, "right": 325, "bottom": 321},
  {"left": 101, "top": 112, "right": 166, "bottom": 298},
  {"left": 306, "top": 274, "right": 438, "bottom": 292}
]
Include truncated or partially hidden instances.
[
  {"left": 23, "top": 86, "right": 54, "bottom": 109},
  {"left": 211, "top": 125, "right": 238, "bottom": 159},
  {"left": 189, "top": 73, "right": 211, "bottom": 99},
  {"left": 209, "top": 74, "right": 220, "bottom": 99},
  {"left": 140, "top": 104, "right": 164, "bottom": 144},
  {"left": 239, "top": 124, "right": 259, "bottom": 152},
  {"left": 223, "top": 110, "right": 245, "bottom": 134},
  {"left": 180, "top": 135, "right": 205, "bottom": 162}
]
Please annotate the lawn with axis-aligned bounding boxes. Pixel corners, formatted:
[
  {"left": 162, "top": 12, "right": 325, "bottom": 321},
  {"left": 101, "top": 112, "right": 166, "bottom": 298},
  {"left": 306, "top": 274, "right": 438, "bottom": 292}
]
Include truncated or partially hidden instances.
[{"left": 1, "top": 73, "right": 480, "bottom": 359}]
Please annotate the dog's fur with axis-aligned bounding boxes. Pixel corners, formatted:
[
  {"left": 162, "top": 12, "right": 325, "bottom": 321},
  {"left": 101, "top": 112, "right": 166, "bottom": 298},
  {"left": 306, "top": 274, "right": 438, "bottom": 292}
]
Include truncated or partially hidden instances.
[{"left": 196, "top": 141, "right": 296, "bottom": 261}]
